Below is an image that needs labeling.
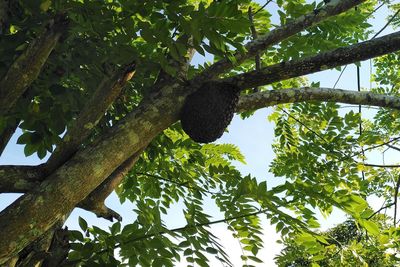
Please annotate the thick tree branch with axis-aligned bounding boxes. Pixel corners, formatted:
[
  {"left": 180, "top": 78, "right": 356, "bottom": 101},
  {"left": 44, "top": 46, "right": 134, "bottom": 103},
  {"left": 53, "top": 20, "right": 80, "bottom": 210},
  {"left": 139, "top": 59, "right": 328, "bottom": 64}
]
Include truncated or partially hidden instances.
[
  {"left": 237, "top": 87, "right": 400, "bottom": 112},
  {"left": 44, "top": 62, "right": 136, "bottom": 173},
  {"left": 0, "top": 14, "right": 68, "bottom": 117},
  {"left": 195, "top": 0, "right": 365, "bottom": 81},
  {"left": 0, "top": 148, "right": 144, "bottom": 220},
  {"left": 0, "top": 165, "right": 45, "bottom": 193},
  {"left": 0, "top": 0, "right": 10, "bottom": 34},
  {"left": 0, "top": 120, "right": 18, "bottom": 156},
  {"left": 227, "top": 31, "right": 400, "bottom": 89},
  {"left": 77, "top": 146, "right": 146, "bottom": 221}
]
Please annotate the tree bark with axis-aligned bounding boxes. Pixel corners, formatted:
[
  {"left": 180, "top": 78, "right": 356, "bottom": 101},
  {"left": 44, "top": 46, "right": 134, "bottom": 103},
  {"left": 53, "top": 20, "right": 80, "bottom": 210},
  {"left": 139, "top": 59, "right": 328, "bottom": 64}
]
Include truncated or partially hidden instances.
[
  {"left": 227, "top": 31, "right": 400, "bottom": 89},
  {"left": 0, "top": 14, "right": 68, "bottom": 117},
  {"left": 44, "top": 62, "right": 136, "bottom": 173},
  {"left": 0, "top": 121, "right": 18, "bottom": 156},
  {"left": 237, "top": 87, "right": 400, "bottom": 112}
]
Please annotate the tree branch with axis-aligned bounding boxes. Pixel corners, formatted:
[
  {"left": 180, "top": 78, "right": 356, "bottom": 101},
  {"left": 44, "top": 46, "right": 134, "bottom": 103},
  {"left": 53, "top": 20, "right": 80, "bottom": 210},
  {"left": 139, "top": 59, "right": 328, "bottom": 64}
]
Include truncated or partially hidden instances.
[
  {"left": 77, "top": 146, "right": 146, "bottom": 221},
  {"left": 44, "top": 62, "right": 136, "bottom": 174},
  {"left": 394, "top": 175, "right": 400, "bottom": 226},
  {"left": 0, "top": 14, "right": 68, "bottom": 117},
  {"left": 248, "top": 6, "right": 261, "bottom": 92},
  {"left": 195, "top": 0, "right": 366, "bottom": 81},
  {"left": 0, "top": 120, "right": 19, "bottom": 156},
  {"left": 75, "top": 207, "right": 271, "bottom": 264},
  {"left": 237, "top": 87, "right": 400, "bottom": 112},
  {"left": 362, "top": 163, "right": 400, "bottom": 168},
  {"left": 0, "top": 0, "right": 10, "bottom": 34},
  {"left": 367, "top": 203, "right": 395, "bottom": 220},
  {"left": 0, "top": 164, "right": 45, "bottom": 193},
  {"left": 227, "top": 31, "right": 400, "bottom": 89},
  {"left": 387, "top": 144, "right": 400, "bottom": 152}
]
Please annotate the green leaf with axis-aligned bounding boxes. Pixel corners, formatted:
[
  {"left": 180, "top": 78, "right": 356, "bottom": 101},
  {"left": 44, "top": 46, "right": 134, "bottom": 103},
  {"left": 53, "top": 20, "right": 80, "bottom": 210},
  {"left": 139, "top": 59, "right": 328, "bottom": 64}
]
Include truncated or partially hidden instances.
[
  {"left": 24, "top": 144, "right": 37, "bottom": 157},
  {"left": 17, "top": 132, "right": 31, "bottom": 144},
  {"left": 361, "top": 220, "right": 380, "bottom": 236},
  {"left": 78, "top": 217, "right": 88, "bottom": 231},
  {"left": 205, "top": 247, "right": 218, "bottom": 254}
]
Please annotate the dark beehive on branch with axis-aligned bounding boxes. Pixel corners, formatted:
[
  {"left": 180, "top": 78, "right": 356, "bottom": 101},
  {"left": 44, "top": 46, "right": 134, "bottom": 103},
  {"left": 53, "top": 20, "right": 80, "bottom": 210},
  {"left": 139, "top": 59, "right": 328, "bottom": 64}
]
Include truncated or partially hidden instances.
[{"left": 180, "top": 81, "right": 240, "bottom": 143}]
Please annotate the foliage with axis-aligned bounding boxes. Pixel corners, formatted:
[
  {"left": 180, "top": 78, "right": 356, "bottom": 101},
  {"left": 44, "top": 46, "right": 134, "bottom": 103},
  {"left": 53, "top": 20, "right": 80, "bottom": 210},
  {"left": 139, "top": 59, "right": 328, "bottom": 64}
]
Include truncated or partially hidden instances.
[
  {"left": 275, "top": 217, "right": 399, "bottom": 266},
  {"left": 2, "top": 0, "right": 400, "bottom": 266}
]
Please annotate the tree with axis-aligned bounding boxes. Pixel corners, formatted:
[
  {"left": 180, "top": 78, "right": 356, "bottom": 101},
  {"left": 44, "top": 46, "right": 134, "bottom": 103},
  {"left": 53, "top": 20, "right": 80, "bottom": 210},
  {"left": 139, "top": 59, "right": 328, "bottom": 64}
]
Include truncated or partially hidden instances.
[
  {"left": 0, "top": 0, "right": 400, "bottom": 266},
  {"left": 275, "top": 217, "right": 397, "bottom": 266}
]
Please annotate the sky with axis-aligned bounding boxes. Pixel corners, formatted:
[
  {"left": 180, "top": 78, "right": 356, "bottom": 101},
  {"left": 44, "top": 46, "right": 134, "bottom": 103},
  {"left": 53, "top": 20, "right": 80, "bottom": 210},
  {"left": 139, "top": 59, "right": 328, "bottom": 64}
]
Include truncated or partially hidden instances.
[{"left": 0, "top": 1, "right": 398, "bottom": 266}]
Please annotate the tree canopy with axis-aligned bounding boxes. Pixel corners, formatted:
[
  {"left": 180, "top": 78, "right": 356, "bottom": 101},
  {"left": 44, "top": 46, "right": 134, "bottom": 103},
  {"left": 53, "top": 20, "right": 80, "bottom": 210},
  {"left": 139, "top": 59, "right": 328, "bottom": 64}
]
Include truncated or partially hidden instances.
[
  {"left": 276, "top": 217, "right": 396, "bottom": 266},
  {"left": 0, "top": 0, "right": 400, "bottom": 266}
]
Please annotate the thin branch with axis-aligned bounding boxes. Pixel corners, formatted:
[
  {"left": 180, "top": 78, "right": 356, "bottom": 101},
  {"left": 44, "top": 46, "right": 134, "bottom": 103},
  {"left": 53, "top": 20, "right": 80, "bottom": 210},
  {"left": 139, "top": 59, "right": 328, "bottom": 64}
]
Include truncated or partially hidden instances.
[
  {"left": 367, "top": 203, "right": 395, "bottom": 220},
  {"left": 226, "top": 31, "right": 400, "bottom": 89},
  {"left": 112, "top": 208, "right": 269, "bottom": 254},
  {"left": 332, "top": 2, "right": 393, "bottom": 89},
  {"left": 248, "top": 6, "right": 261, "bottom": 93},
  {"left": 194, "top": 0, "right": 365, "bottom": 82},
  {"left": 334, "top": 137, "right": 400, "bottom": 166},
  {"left": 253, "top": 0, "right": 273, "bottom": 15},
  {"left": 362, "top": 163, "right": 400, "bottom": 168},
  {"left": 338, "top": 105, "right": 380, "bottom": 109},
  {"left": 371, "top": 8, "right": 400, "bottom": 39},
  {"left": 357, "top": 137, "right": 400, "bottom": 156},
  {"left": 0, "top": 14, "right": 68, "bottom": 117},
  {"left": 395, "top": 175, "right": 400, "bottom": 226},
  {"left": 387, "top": 144, "right": 400, "bottom": 152}
]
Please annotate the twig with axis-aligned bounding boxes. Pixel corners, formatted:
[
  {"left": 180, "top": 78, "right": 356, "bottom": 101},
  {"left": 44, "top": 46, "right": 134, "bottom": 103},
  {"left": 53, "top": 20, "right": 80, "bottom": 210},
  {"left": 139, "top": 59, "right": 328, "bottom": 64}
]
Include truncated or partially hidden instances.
[
  {"left": 248, "top": 6, "right": 261, "bottom": 92},
  {"left": 253, "top": 0, "right": 273, "bottom": 15},
  {"left": 367, "top": 203, "right": 395, "bottom": 220},
  {"left": 362, "top": 163, "right": 400, "bottom": 168},
  {"left": 394, "top": 175, "right": 400, "bottom": 226},
  {"left": 387, "top": 144, "right": 400, "bottom": 152},
  {"left": 371, "top": 8, "right": 400, "bottom": 39},
  {"left": 333, "top": 3, "right": 400, "bottom": 88},
  {"left": 63, "top": 208, "right": 273, "bottom": 265}
]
